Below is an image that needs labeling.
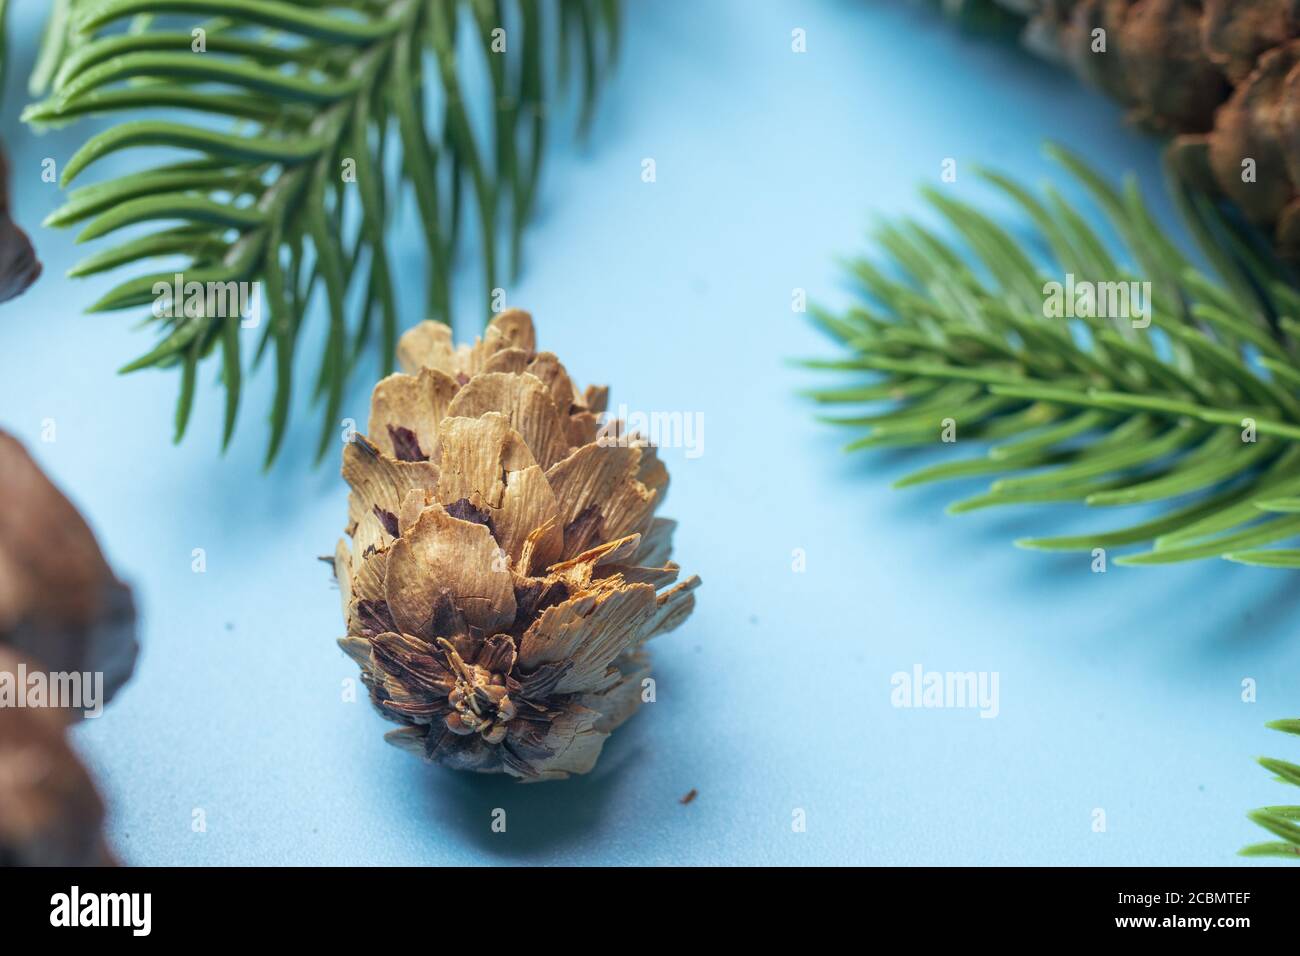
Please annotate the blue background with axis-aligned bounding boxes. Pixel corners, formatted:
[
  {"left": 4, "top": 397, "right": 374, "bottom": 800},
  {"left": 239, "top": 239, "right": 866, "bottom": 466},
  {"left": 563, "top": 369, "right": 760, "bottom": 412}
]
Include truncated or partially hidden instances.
[{"left": 3, "top": 0, "right": 1299, "bottom": 865}]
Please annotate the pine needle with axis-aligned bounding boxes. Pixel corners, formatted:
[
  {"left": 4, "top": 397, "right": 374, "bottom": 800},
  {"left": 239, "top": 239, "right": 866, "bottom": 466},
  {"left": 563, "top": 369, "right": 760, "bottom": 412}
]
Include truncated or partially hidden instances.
[
  {"left": 1243, "top": 720, "right": 1300, "bottom": 860},
  {"left": 803, "top": 146, "right": 1300, "bottom": 566},
  {"left": 24, "top": 0, "right": 619, "bottom": 463}
]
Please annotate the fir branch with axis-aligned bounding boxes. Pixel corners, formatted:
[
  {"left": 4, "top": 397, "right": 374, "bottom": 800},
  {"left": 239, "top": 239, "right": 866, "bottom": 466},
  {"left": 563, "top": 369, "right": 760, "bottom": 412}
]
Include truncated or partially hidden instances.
[
  {"left": 23, "top": 0, "right": 619, "bottom": 463},
  {"left": 802, "top": 146, "right": 1300, "bottom": 566},
  {"left": 1241, "top": 719, "right": 1300, "bottom": 861}
]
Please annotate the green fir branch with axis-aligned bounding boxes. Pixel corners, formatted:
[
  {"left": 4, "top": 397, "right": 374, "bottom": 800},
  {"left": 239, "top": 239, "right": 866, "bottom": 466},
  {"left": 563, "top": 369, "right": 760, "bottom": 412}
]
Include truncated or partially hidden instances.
[
  {"left": 1241, "top": 719, "right": 1300, "bottom": 860},
  {"left": 24, "top": 0, "right": 619, "bottom": 463},
  {"left": 802, "top": 145, "right": 1300, "bottom": 566}
]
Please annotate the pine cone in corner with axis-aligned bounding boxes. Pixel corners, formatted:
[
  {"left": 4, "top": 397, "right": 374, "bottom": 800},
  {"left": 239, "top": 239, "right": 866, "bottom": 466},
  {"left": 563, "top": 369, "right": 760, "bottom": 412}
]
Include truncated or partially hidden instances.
[
  {"left": 945, "top": 0, "right": 1300, "bottom": 257},
  {"left": 0, "top": 432, "right": 138, "bottom": 705},
  {"left": 335, "top": 310, "right": 700, "bottom": 780},
  {"left": 0, "top": 649, "right": 115, "bottom": 866},
  {"left": 0, "top": 148, "right": 40, "bottom": 303}
]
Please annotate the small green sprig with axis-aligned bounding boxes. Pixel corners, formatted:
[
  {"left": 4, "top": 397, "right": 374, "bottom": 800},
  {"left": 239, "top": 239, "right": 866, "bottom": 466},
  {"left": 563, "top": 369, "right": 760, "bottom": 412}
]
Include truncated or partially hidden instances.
[
  {"left": 1242, "top": 719, "right": 1300, "bottom": 860},
  {"left": 801, "top": 146, "right": 1300, "bottom": 566},
  {"left": 23, "top": 0, "right": 619, "bottom": 463}
]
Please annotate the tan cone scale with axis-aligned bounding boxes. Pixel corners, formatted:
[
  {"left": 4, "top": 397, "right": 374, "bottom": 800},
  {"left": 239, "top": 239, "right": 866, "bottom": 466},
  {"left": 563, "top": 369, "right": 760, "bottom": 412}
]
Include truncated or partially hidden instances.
[
  {"left": 952, "top": 0, "right": 1300, "bottom": 258},
  {"left": 335, "top": 310, "right": 699, "bottom": 780}
]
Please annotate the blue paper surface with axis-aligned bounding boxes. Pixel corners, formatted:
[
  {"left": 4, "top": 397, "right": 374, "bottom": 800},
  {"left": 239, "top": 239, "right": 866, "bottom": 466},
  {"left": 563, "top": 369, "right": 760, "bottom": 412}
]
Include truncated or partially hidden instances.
[{"left": 2, "top": 0, "right": 1298, "bottom": 865}]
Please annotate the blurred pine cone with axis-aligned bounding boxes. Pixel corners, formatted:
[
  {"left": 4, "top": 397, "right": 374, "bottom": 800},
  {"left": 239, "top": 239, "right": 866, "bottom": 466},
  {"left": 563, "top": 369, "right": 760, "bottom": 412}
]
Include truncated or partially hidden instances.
[
  {"left": 945, "top": 0, "right": 1300, "bottom": 257},
  {"left": 335, "top": 310, "right": 699, "bottom": 780},
  {"left": 0, "top": 435, "right": 135, "bottom": 866},
  {"left": 0, "top": 649, "right": 115, "bottom": 866},
  {"left": 0, "top": 432, "right": 138, "bottom": 704},
  {"left": 0, "top": 149, "right": 40, "bottom": 303}
]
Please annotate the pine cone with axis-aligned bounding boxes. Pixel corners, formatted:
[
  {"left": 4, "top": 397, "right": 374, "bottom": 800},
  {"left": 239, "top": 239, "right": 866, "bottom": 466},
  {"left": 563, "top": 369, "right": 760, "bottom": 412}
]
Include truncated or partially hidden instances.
[
  {"left": 0, "top": 432, "right": 138, "bottom": 705},
  {"left": 0, "top": 649, "right": 115, "bottom": 866},
  {"left": 335, "top": 310, "right": 699, "bottom": 780},
  {"left": 946, "top": 0, "right": 1300, "bottom": 256},
  {"left": 0, "top": 148, "right": 40, "bottom": 304}
]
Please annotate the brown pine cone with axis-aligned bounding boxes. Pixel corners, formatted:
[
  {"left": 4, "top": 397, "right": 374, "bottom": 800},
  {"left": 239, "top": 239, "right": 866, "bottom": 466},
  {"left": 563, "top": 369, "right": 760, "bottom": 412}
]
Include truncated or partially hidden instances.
[
  {"left": 0, "top": 649, "right": 115, "bottom": 866},
  {"left": 0, "top": 432, "right": 138, "bottom": 706},
  {"left": 948, "top": 0, "right": 1300, "bottom": 256},
  {"left": 335, "top": 310, "right": 699, "bottom": 780},
  {"left": 0, "top": 148, "right": 40, "bottom": 303}
]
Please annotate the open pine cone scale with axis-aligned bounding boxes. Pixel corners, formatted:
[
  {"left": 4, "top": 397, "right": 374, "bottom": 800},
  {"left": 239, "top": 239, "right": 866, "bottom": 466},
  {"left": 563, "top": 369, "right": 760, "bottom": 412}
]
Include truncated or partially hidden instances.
[{"left": 335, "top": 310, "right": 698, "bottom": 781}]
